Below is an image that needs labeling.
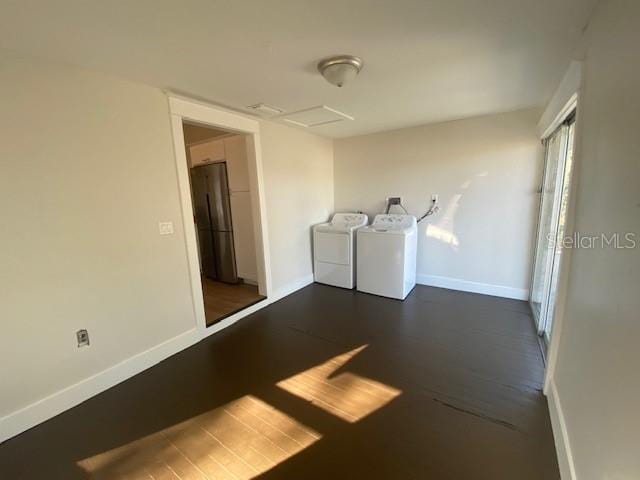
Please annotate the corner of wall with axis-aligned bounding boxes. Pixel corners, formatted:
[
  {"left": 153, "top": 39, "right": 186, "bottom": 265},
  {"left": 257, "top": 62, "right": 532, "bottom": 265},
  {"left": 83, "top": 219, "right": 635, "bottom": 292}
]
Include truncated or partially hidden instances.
[
  {"left": 271, "top": 274, "right": 315, "bottom": 302},
  {"left": 538, "top": 61, "right": 582, "bottom": 138}
]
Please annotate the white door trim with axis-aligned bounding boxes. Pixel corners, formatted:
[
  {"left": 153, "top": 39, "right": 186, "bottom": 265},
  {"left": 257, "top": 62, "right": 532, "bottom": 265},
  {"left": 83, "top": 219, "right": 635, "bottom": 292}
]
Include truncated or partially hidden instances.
[{"left": 167, "top": 95, "right": 273, "bottom": 335}]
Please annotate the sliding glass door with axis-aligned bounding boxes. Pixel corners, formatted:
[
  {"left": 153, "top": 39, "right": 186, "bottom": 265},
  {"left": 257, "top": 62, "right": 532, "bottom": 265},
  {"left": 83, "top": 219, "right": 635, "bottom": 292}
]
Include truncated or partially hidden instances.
[{"left": 530, "top": 114, "right": 576, "bottom": 343}]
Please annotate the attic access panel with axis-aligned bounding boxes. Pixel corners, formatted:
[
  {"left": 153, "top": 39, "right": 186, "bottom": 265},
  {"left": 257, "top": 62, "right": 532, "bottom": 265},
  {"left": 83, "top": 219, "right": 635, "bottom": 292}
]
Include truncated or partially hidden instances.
[{"left": 278, "top": 105, "right": 354, "bottom": 127}]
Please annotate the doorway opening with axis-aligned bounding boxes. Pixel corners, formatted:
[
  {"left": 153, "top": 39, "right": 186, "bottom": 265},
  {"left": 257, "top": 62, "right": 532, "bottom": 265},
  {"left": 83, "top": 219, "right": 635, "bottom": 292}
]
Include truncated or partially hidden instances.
[
  {"left": 182, "top": 121, "right": 266, "bottom": 326},
  {"left": 530, "top": 109, "right": 576, "bottom": 350}
]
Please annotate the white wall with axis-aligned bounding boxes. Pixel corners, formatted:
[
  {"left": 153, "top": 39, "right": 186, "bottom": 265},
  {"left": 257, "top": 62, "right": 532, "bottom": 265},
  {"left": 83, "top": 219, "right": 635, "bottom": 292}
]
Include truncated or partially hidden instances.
[
  {"left": 0, "top": 50, "right": 196, "bottom": 421},
  {"left": 548, "top": 1, "right": 640, "bottom": 478},
  {"left": 0, "top": 50, "right": 333, "bottom": 438},
  {"left": 334, "top": 109, "right": 542, "bottom": 299},
  {"left": 259, "top": 121, "right": 334, "bottom": 295}
]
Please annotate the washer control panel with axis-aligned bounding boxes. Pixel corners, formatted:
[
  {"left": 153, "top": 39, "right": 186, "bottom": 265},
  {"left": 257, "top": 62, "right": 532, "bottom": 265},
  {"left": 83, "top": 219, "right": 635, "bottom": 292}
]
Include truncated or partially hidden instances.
[{"left": 372, "top": 214, "right": 416, "bottom": 230}]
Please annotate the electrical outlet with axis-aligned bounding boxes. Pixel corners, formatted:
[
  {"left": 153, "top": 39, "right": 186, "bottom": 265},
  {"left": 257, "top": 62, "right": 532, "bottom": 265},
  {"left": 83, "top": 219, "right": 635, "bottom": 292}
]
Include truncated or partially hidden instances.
[
  {"left": 431, "top": 194, "right": 439, "bottom": 203},
  {"left": 77, "top": 329, "right": 90, "bottom": 347},
  {"left": 386, "top": 196, "right": 402, "bottom": 206},
  {"left": 159, "top": 221, "right": 174, "bottom": 235}
]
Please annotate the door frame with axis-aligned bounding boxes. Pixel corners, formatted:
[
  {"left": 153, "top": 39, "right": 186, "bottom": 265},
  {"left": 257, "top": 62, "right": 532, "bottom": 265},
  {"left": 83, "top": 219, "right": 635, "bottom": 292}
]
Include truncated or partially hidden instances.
[{"left": 168, "top": 95, "right": 272, "bottom": 336}]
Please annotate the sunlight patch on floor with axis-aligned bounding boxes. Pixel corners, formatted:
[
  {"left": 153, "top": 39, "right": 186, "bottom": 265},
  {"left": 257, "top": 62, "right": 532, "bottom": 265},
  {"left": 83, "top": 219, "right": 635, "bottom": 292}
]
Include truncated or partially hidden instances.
[
  {"left": 78, "top": 395, "right": 320, "bottom": 479},
  {"left": 276, "top": 345, "right": 401, "bottom": 423}
]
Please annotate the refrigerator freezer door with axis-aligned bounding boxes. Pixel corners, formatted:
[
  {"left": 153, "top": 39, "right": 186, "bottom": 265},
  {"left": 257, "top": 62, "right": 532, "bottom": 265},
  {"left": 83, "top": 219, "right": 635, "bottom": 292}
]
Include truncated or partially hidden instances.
[
  {"left": 207, "top": 163, "right": 238, "bottom": 283},
  {"left": 213, "top": 231, "right": 238, "bottom": 283},
  {"left": 198, "top": 227, "right": 217, "bottom": 279},
  {"left": 207, "top": 163, "right": 233, "bottom": 232},
  {"left": 191, "top": 167, "right": 212, "bottom": 229},
  {"left": 191, "top": 166, "right": 217, "bottom": 279}
]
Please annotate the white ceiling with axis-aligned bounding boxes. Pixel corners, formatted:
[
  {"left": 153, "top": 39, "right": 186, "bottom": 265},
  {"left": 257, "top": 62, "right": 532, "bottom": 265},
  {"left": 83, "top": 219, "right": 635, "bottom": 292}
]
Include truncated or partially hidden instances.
[{"left": 0, "top": 0, "right": 597, "bottom": 138}]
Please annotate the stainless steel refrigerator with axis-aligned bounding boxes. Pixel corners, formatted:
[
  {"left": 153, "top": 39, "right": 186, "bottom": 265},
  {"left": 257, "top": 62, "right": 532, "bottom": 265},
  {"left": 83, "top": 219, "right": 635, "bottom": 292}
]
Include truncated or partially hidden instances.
[{"left": 190, "top": 163, "right": 238, "bottom": 283}]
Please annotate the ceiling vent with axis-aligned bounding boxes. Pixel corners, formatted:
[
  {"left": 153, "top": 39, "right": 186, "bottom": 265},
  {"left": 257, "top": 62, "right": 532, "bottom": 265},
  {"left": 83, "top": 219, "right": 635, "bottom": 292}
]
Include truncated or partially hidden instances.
[
  {"left": 277, "top": 105, "right": 354, "bottom": 127},
  {"left": 246, "top": 103, "right": 284, "bottom": 116}
]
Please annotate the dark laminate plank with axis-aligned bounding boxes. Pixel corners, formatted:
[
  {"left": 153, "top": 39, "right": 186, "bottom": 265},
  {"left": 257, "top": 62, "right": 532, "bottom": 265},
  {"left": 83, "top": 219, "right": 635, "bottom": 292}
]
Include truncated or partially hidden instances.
[{"left": 0, "top": 284, "right": 559, "bottom": 479}]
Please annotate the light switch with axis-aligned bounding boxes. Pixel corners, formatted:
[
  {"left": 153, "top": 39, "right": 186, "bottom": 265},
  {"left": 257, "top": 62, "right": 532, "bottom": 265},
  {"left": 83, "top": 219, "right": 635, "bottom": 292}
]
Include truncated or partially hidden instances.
[{"left": 159, "top": 221, "right": 174, "bottom": 235}]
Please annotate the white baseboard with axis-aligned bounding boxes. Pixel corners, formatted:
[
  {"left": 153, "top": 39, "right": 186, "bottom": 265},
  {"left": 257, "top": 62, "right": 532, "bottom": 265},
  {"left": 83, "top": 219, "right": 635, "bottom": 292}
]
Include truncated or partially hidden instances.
[
  {"left": 0, "top": 274, "right": 317, "bottom": 444},
  {"left": 547, "top": 380, "right": 576, "bottom": 480},
  {"left": 0, "top": 328, "right": 199, "bottom": 443},
  {"left": 417, "top": 274, "right": 529, "bottom": 300},
  {"left": 271, "top": 274, "right": 314, "bottom": 302}
]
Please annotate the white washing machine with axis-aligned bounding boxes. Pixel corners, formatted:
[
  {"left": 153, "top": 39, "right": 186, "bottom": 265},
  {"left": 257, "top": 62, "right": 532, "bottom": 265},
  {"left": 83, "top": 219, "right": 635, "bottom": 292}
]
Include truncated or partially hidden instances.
[
  {"left": 357, "top": 214, "right": 418, "bottom": 300},
  {"left": 313, "top": 213, "right": 368, "bottom": 289}
]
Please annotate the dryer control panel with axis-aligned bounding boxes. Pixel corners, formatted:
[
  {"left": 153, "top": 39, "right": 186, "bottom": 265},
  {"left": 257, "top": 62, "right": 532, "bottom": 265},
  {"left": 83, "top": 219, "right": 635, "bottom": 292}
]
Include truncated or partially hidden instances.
[{"left": 331, "top": 213, "right": 368, "bottom": 228}]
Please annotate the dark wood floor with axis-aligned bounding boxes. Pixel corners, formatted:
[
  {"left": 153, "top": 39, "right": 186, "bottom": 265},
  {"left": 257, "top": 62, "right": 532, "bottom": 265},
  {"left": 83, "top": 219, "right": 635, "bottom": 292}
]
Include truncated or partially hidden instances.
[{"left": 0, "top": 284, "right": 559, "bottom": 479}]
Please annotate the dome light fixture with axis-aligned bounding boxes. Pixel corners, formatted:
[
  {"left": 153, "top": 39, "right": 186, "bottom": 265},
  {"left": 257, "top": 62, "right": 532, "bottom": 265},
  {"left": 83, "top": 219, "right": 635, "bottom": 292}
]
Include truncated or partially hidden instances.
[{"left": 317, "top": 55, "right": 363, "bottom": 87}]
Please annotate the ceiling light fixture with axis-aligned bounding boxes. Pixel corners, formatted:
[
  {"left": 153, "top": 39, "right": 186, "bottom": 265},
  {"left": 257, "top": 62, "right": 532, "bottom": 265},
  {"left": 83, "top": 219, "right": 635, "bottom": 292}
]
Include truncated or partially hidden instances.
[{"left": 317, "top": 55, "right": 363, "bottom": 87}]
